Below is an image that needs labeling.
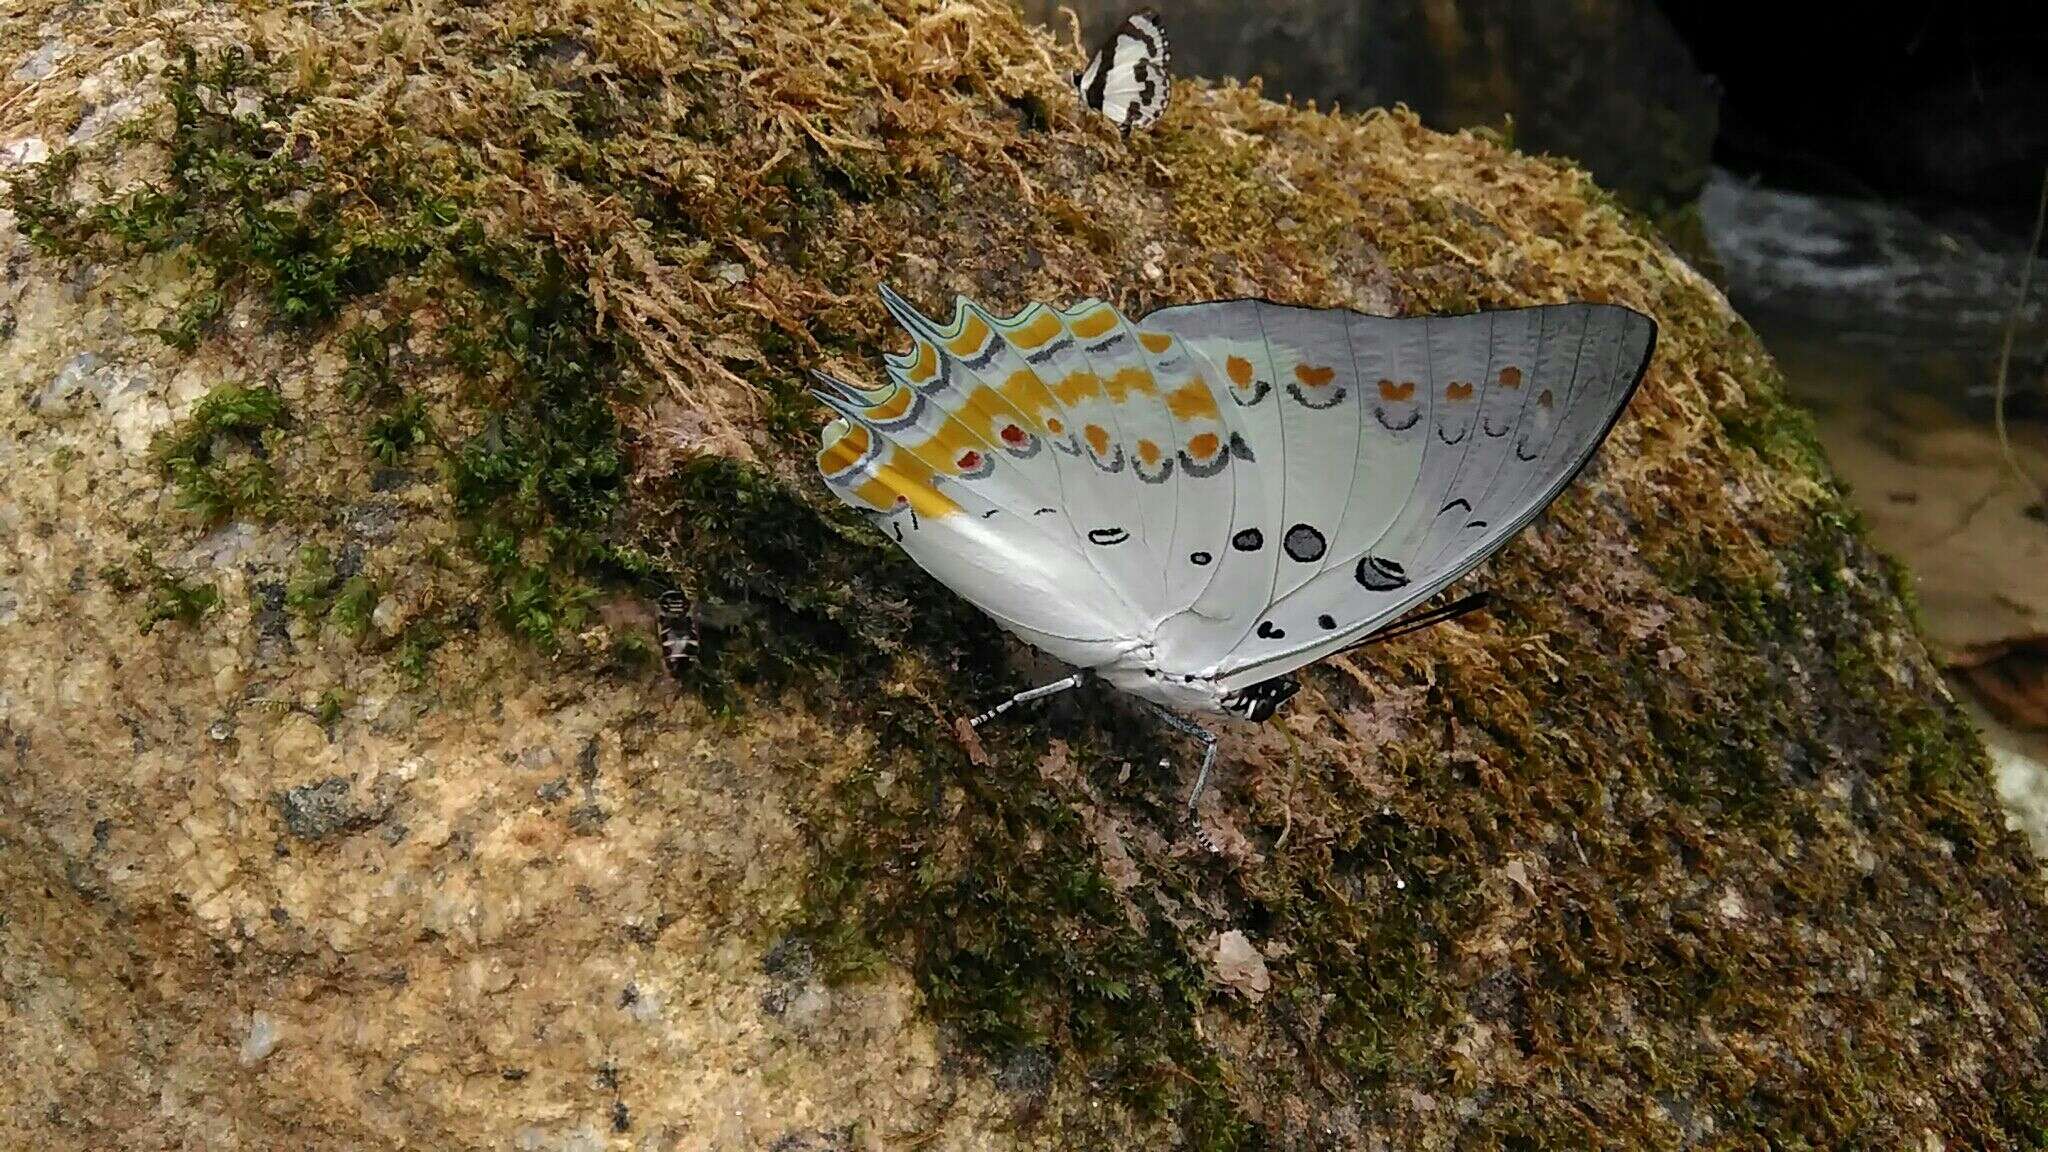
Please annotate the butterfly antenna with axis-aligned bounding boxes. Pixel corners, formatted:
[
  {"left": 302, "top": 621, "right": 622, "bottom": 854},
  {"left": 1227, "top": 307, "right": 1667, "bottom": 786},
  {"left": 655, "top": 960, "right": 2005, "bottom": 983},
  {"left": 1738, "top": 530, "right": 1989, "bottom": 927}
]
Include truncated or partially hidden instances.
[
  {"left": 1344, "top": 590, "right": 1494, "bottom": 653},
  {"left": 968, "top": 671, "right": 1088, "bottom": 729}
]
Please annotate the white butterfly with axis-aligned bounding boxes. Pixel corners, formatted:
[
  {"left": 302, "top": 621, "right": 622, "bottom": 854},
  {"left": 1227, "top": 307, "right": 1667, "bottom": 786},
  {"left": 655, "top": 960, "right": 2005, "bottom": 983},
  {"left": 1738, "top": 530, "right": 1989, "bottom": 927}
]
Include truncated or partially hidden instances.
[
  {"left": 814, "top": 288, "right": 1655, "bottom": 804},
  {"left": 1072, "top": 8, "right": 1170, "bottom": 135}
]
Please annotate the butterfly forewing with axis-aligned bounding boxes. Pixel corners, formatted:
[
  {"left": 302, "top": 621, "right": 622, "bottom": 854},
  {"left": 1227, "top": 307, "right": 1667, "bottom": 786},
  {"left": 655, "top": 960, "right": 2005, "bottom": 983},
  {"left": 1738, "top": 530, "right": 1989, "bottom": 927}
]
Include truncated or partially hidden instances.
[{"left": 1212, "top": 304, "right": 1654, "bottom": 691}]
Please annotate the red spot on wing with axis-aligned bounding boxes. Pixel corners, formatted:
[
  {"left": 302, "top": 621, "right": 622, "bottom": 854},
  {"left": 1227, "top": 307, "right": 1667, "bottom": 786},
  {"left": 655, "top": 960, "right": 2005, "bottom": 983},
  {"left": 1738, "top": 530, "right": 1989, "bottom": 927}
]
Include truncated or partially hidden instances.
[
  {"left": 957, "top": 450, "right": 982, "bottom": 469},
  {"left": 1000, "top": 425, "right": 1027, "bottom": 445}
]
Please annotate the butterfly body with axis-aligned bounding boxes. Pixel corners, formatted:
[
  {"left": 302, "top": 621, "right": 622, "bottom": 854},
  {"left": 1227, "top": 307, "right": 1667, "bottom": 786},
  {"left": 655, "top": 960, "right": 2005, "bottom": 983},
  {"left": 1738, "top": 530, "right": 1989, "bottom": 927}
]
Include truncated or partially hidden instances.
[
  {"left": 814, "top": 289, "right": 1656, "bottom": 723},
  {"left": 1074, "top": 8, "right": 1170, "bottom": 134},
  {"left": 656, "top": 590, "right": 699, "bottom": 677}
]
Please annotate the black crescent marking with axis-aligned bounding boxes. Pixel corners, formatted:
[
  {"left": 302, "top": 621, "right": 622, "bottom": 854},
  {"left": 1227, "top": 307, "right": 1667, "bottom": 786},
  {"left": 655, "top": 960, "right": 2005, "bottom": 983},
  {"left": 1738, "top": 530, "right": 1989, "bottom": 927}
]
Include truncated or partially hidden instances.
[
  {"left": 1374, "top": 406, "right": 1421, "bottom": 432},
  {"left": 1228, "top": 432, "right": 1255, "bottom": 462},
  {"left": 1230, "top": 380, "right": 1273, "bottom": 407},
  {"left": 1089, "top": 442, "right": 1126, "bottom": 474},
  {"left": 1232, "top": 527, "right": 1264, "bottom": 552},
  {"left": 1285, "top": 381, "right": 1350, "bottom": 410},
  {"left": 1000, "top": 433, "right": 1043, "bottom": 460},
  {"left": 1355, "top": 554, "right": 1410, "bottom": 591},
  {"left": 1436, "top": 425, "right": 1469, "bottom": 446},
  {"left": 1049, "top": 432, "right": 1083, "bottom": 456},
  {"left": 980, "top": 509, "right": 1000, "bottom": 518},
  {"left": 1466, "top": 520, "right": 1489, "bottom": 531},
  {"left": 1515, "top": 439, "right": 1541, "bottom": 462},
  {"left": 1033, "top": 506, "right": 1058, "bottom": 516},
  {"left": 1134, "top": 455, "right": 1175, "bottom": 484},
  {"left": 1088, "top": 527, "right": 1130, "bottom": 546},
  {"left": 1483, "top": 417, "right": 1511, "bottom": 437},
  {"left": 1178, "top": 448, "right": 1230, "bottom": 478},
  {"left": 910, "top": 353, "right": 952, "bottom": 396},
  {"left": 962, "top": 341, "right": 1002, "bottom": 372},
  {"left": 1024, "top": 336, "right": 1074, "bottom": 365},
  {"left": 1440, "top": 498, "right": 1472, "bottom": 515},
  {"left": 1256, "top": 621, "right": 1285, "bottom": 640}
]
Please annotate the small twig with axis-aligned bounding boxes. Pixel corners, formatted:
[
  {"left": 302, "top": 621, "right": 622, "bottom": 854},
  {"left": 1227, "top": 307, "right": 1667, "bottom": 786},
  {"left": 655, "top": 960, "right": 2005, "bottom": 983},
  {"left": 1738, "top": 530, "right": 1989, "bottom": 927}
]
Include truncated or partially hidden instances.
[{"left": 1991, "top": 165, "right": 2048, "bottom": 501}]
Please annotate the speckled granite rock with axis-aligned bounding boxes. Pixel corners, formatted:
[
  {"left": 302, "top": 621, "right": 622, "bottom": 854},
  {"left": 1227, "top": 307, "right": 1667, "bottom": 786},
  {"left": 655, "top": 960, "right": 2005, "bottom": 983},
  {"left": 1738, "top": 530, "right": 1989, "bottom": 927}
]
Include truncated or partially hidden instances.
[{"left": 2, "top": 2, "right": 2044, "bottom": 1149}]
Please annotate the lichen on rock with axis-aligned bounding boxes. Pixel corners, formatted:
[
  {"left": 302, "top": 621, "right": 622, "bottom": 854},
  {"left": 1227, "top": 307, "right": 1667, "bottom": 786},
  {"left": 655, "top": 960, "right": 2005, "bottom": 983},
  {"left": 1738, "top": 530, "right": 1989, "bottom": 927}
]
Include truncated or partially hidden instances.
[{"left": 2, "top": 1, "right": 2045, "bottom": 1149}]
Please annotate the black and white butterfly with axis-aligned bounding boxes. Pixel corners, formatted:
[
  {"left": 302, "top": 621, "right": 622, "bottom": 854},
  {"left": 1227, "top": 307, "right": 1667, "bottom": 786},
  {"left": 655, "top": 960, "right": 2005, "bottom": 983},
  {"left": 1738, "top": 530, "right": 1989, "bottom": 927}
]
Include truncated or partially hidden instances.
[
  {"left": 656, "top": 589, "right": 699, "bottom": 677},
  {"left": 1072, "top": 8, "right": 1171, "bottom": 135}
]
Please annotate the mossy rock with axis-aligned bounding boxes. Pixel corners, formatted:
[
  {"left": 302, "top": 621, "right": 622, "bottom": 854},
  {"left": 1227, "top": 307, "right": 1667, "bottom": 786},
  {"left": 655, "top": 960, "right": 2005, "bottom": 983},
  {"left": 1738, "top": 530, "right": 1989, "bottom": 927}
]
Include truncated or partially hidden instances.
[{"left": 0, "top": 2, "right": 2042, "bottom": 1150}]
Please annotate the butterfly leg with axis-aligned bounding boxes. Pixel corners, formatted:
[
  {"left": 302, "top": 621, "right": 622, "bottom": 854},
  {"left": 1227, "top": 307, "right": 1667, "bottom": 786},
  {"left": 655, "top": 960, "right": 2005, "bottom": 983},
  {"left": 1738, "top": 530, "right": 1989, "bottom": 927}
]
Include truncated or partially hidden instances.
[
  {"left": 968, "top": 671, "right": 1088, "bottom": 729},
  {"left": 1142, "top": 703, "right": 1220, "bottom": 817}
]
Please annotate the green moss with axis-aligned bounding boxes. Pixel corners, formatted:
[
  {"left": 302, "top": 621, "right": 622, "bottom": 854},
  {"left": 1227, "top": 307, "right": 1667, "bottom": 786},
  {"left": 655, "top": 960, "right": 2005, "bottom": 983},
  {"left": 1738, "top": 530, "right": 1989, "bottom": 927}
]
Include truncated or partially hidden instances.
[
  {"left": 365, "top": 394, "right": 432, "bottom": 464},
  {"left": 329, "top": 575, "right": 379, "bottom": 638},
  {"left": 285, "top": 543, "right": 338, "bottom": 618},
  {"left": 136, "top": 551, "right": 220, "bottom": 632},
  {"left": 149, "top": 382, "right": 287, "bottom": 524},
  {"left": 13, "top": 44, "right": 649, "bottom": 661},
  {"left": 395, "top": 619, "right": 445, "bottom": 684},
  {"left": 314, "top": 688, "right": 349, "bottom": 727}
]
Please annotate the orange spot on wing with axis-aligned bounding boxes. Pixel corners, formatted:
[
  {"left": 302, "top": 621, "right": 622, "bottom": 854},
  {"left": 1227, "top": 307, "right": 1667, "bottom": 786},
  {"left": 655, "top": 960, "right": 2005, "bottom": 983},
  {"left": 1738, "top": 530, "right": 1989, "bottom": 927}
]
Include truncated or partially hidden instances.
[
  {"left": 869, "top": 388, "right": 914, "bottom": 421},
  {"left": 1084, "top": 424, "right": 1112, "bottom": 456},
  {"left": 1226, "top": 355, "right": 1255, "bottom": 387},
  {"left": 1294, "top": 363, "right": 1336, "bottom": 387},
  {"left": 1069, "top": 307, "right": 1118, "bottom": 339},
  {"left": 1167, "top": 380, "right": 1219, "bottom": 420},
  {"left": 1187, "top": 432, "right": 1220, "bottom": 459},
  {"left": 1378, "top": 379, "right": 1415, "bottom": 401},
  {"left": 1010, "top": 311, "right": 1063, "bottom": 349},
  {"left": 1054, "top": 372, "right": 1102, "bottom": 405},
  {"left": 817, "top": 425, "right": 871, "bottom": 475},
  {"left": 1537, "top": 388, "right": 1554, "bottom": 409},
  {"left": 1046, "top": 416, "right": 1065, "bottom": 434},
  {"left": 946, "top": 313, "right": 992, "bottom": 357},
  {"left": 1446, "top": 382, "right": 1474, "bottom": 401},
  {"left": 1137, "top": 439, "right": 1161, "bottom": 465},
  {"left": 1105, "top": 368, "right": 1156, "bottom": 402},
  {"left": 1138, "top": 331, "right": 1173, "bottom": 354},
  {"left": 1498, "top": 365, "right": 1523, "bottom": 388},
  {"left": 853, "top": 450, "right": 958, "bottom": 517},
  {"left": 907, "top": 341, "right": 938, "bottom": 384}
]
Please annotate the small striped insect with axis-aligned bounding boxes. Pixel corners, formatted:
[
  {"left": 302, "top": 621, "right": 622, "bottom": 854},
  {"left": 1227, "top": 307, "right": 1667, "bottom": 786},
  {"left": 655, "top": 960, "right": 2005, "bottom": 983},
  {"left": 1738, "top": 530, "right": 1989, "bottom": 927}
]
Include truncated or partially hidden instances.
[
  {"left": 656, "top": 590, "right": 699, "bottom": 677},
  {"left": 1072, "top": 7, "right": 1170, "bottom": 136}
]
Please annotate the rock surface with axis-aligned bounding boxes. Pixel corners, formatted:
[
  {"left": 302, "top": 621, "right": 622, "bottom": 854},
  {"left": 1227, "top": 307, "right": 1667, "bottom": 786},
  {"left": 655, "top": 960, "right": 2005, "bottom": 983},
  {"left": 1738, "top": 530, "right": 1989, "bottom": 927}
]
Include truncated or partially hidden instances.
[{"left": 2, "top": 1, "right": 2045, "bottom": 1149}]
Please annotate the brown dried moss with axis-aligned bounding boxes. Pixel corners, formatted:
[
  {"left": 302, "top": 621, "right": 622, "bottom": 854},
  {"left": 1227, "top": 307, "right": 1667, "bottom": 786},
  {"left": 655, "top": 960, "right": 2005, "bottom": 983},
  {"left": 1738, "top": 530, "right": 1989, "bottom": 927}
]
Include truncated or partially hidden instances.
[{"left": 3, "top": 0, "right": 2045, "bottom": 1148}]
